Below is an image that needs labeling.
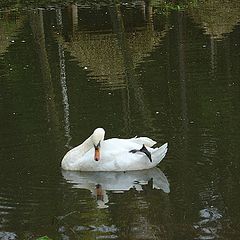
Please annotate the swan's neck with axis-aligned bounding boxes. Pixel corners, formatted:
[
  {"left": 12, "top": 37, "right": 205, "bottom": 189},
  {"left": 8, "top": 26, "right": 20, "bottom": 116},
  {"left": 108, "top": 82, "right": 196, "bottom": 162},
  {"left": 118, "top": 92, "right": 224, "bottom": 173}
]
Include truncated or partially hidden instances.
[
  {"left": 61, "top": 135, "right": 94, "bottom": 170},
  {"left": 76, "top": 135, "right": 93, "bottom": 157}
]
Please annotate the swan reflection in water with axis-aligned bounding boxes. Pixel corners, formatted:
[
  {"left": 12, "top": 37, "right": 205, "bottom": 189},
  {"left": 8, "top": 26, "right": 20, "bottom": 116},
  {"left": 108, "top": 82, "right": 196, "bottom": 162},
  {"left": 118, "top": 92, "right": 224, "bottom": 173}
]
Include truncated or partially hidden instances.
[{"left": 62, "top": 167, "right": 170, "bottom": 208}]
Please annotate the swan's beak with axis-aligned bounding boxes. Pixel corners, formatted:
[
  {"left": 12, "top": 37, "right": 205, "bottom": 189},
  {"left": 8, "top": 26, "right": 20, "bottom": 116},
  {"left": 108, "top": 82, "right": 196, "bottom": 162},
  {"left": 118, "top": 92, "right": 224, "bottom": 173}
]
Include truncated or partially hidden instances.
[
  {"left": 96, "top": 184, "right": 103, "bottom": 201},
  {"left": 94, "top": 146, "right": 100, "bottom": 161}
]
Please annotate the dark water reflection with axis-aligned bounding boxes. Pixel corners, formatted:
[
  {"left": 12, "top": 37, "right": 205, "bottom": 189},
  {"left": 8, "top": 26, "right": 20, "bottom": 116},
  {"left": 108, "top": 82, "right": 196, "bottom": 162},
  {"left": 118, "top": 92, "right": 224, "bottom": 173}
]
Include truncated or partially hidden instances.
[
  {"left": 0, "top": 1, "right": 240, "bottom": 239},
  {"left": 62, "top": 168, "right": 170, "bottom": 208}
]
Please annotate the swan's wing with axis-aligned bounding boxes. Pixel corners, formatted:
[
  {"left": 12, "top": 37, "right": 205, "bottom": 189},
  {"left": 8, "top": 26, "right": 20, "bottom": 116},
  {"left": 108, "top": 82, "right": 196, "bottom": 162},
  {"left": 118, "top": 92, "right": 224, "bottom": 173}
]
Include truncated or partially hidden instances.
[
  {"left": 128, "top": 137, "right": 157, "bottom": 147},
  {"left": 77, "top": 140, "right": 168, "bottom": 171}
]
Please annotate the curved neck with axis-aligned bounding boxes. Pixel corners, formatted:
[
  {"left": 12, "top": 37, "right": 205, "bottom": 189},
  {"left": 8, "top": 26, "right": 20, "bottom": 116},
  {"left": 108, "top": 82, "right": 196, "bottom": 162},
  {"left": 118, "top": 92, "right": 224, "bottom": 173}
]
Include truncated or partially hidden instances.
[{"left": 75, "top": 135, "right": 93, "bottom": 157}]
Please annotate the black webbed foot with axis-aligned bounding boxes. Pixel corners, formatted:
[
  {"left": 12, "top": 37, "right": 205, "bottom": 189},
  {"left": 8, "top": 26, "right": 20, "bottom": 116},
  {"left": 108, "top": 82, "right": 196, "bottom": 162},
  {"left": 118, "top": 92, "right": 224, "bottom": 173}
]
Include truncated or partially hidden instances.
[
  {"left": 140, "top": 144, "right": 152, "bottom": 162},
  {"left": 129, "top": 149, "right": 138, "bottom": 153},
  {"left": 129, "top": 144, "right": 152, "bottom": 162}
]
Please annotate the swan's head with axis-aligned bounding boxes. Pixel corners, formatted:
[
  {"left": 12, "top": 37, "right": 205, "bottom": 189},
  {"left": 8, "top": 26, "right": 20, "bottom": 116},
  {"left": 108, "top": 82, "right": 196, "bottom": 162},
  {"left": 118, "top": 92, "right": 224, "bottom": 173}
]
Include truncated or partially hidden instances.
[{"left": 91, "top": 128, "right": 105, "bottom": 161}]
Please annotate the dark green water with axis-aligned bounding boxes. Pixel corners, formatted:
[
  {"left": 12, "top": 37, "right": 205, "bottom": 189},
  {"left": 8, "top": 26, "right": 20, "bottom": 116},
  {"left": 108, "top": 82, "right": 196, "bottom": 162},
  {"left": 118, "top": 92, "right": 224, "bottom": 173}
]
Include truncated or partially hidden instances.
[{"left": 0, "top": 2, "right": 240, "bottom": 239}]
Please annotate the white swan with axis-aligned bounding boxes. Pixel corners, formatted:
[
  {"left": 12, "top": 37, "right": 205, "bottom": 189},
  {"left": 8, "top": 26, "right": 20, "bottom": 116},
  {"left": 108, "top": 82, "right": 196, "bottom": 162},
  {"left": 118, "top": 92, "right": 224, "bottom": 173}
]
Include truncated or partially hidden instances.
[{"left": 61, "top": 128, "right": 168, "bottom": 171}]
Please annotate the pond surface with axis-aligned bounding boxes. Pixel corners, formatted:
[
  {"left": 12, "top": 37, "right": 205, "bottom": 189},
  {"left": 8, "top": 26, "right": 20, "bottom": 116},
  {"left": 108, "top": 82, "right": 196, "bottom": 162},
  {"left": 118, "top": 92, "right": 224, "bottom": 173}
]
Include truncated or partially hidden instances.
[{"left": 1, "top": 1, "right": 240, "bottom": 239}]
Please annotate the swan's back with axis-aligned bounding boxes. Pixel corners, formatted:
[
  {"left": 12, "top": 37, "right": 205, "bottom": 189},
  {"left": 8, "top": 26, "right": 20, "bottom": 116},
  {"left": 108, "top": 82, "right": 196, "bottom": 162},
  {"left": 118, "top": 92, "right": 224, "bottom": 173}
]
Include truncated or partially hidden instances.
[{"left": 79, "top": 139, "right": 168, "bottom": 171}]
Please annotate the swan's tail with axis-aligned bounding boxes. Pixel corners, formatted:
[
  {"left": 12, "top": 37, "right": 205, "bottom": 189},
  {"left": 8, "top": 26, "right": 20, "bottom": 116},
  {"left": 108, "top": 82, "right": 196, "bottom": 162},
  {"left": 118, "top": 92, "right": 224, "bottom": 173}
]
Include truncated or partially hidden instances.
[{"left": 152, "top": 143, "right": 168, "bottom": 165}]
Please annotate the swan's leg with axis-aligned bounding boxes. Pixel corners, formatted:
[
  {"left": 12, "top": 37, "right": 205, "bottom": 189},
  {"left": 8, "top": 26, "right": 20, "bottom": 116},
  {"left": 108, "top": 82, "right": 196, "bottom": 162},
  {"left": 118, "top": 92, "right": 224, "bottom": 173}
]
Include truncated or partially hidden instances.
[{"left": 129, "top": 144, "right": 152, "bottom": 162}]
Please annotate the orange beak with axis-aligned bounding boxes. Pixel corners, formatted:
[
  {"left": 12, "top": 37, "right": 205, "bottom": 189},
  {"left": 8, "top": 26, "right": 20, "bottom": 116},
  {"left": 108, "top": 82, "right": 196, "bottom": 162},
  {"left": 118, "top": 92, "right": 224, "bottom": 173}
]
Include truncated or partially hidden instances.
[
  {"left": 96, "top": 184, "right": 103, "bottom": 201},
  {"left": 94, "top": 147, "right": 100, "bottom": 161}
]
